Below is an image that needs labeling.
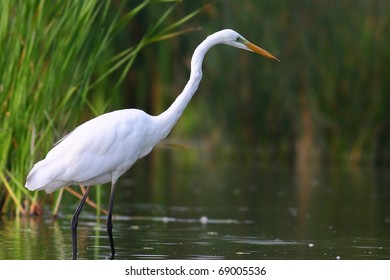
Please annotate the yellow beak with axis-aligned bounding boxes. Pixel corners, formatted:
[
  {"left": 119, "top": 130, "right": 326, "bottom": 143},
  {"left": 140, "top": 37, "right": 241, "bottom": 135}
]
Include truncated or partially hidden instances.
[{"left": 245, "top": 41, "right": 279, "bottom": 61}]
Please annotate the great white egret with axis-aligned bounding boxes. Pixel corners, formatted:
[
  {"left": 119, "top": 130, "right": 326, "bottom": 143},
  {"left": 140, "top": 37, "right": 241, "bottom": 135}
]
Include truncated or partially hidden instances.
[{"left": 25, "top": 29, "right": 278, "bottom": 259}]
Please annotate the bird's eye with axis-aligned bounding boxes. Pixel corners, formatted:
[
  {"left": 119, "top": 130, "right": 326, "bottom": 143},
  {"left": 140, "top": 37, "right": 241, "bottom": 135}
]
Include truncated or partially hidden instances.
[{"left": 235, "top": 36, "right": 241, "bottom": 42}]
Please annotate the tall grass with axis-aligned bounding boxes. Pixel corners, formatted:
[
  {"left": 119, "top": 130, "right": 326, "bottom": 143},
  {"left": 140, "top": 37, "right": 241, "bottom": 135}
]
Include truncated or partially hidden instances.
[{"left": 0, "top": 0, "right": 201, "bottom": 215}]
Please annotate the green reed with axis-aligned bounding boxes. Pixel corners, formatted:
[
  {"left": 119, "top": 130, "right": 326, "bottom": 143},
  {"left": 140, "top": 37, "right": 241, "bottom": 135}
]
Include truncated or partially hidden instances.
[{"left": 0, "top": 0, "right": 200, "bottom": 215}]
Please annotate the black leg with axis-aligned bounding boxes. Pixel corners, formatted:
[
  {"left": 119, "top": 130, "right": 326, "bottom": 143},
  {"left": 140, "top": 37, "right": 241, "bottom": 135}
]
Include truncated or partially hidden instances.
[
  {"left": 71, "top": 186, "right": 91, "bottom": 260},
  {"left": 107, "top": 182, "right": 116, "bottom": 259}
]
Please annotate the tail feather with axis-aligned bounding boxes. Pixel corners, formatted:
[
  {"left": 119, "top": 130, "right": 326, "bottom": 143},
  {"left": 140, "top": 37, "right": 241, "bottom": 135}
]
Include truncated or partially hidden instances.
[{"left": 25, "top": 158, "right": 67, "bottom": 193}]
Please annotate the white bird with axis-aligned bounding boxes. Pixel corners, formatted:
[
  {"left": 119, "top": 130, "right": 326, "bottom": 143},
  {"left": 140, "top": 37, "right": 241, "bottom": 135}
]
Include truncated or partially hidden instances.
[{"left": 25, "top": 29, "right": 278, "bottom": 259}]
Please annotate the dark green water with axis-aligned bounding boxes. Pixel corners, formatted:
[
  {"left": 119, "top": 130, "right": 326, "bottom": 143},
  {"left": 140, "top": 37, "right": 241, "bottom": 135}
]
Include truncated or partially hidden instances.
[{"left": 1, "top": 149, "right": 389, "bottom": 260}]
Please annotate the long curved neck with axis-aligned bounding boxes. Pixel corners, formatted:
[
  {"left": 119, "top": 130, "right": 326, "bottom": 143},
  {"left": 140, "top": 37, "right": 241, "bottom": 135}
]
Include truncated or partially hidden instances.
[{"left": 154, "top": 34, "right": 220, "bottom": 139}]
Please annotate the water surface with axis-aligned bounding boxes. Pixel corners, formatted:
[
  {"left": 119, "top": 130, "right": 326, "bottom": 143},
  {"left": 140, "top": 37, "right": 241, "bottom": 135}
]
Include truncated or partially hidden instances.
[{"left": 1, "top": 149, "right": 389, "bottom": 259}]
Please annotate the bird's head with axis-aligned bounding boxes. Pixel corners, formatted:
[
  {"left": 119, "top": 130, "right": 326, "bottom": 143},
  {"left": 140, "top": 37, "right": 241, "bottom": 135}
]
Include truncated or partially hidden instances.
[{"left": 214, "top": 29, "right": 279, "bottom": 61}]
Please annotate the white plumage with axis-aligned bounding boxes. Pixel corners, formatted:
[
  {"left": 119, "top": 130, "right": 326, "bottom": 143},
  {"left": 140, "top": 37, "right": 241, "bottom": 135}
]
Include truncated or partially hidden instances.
[
  {"left": 25, "top": 29, "right": 278, "bottom": 259},
  {"left": 26, "top": 109, "right": 161, "bottom": 193}
]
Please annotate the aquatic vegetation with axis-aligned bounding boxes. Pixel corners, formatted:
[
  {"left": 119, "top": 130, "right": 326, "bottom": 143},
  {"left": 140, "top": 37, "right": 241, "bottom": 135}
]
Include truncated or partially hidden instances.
[{"left": 0, "top": 0, "right": 200, "bottom": 215}]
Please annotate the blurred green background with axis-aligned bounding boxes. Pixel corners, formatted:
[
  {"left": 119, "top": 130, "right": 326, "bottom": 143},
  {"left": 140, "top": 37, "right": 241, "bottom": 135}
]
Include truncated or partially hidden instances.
[
  {"left": 1, "top": 0, "right": 389, "bottom": 215},
  {"left": 117, "top": 0, "right": 390, "bottom": 164}
]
